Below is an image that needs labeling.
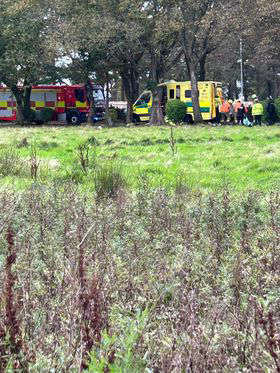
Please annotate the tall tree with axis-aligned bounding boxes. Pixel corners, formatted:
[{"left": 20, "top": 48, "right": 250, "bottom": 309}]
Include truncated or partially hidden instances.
[
  {"left": 142, "top": 0, "right": 180, "bottom": 125},
  {"left": 163, "top": 0, "right": 240, "bottom": 122},
  {"left": 59, "top": 0, "right": 147, "bottom": 123},
  {"left": 0, "top": 0, "right": 58, "bottom": 122}
]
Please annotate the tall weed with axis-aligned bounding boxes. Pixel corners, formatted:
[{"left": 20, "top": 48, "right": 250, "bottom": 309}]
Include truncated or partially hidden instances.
[
  {"left": 94, "top": 162, "right": 127, "bottom": 199},
  {"left": 0, "top": 186, "right": 279, "bottom": 371},
  {"left": 0, "top": 147, "right": 26, "bottom": 177}
]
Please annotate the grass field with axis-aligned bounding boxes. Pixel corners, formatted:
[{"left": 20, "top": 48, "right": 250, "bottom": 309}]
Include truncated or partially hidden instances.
[
  {"left": 1, "top": 123, "right": 280, "bottom": 192},
  {"left": 2, "top": 123, "right": 280, "bottom": 371}
]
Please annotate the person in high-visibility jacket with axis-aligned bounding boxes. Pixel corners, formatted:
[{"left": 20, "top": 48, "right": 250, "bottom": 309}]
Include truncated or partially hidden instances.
[
  {"left": 252, "top": 99, "right": 264, "bottom": 126},
  {"left": 219, "top": 99, "right": 230, "bottom": 124},
  {"left": 234, "top": 100, "right": 242, "bottom": 124}
]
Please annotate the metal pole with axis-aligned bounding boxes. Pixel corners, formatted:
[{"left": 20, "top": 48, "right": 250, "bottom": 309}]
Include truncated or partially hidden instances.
[{"left": 240, "top": 38, "right": 244, "bottom": 100}]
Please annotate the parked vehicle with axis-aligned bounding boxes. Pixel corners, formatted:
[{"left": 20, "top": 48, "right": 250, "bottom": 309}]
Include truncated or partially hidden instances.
[
  {"left": 0, "top": 83, "right": 105, "bottom": 124},
  {"left": 133, "top": 80, "right": 223, "bottom": 122}
]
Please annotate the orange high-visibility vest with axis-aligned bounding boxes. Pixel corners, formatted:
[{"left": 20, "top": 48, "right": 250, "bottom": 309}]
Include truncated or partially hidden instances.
[
  {"left": 220, "top": 101, "right": 230, "bottom": 113},
  {"left": 234, "top": 101, "right": 242, "bottom": 112}
]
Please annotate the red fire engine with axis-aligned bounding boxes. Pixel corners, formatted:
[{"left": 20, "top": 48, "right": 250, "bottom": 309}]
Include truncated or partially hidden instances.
[{"left": 0, "top": 83, "right": 105, "bottom": 124}]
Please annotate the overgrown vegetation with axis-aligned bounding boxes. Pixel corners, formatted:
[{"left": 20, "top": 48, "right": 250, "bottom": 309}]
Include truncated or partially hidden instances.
[
  {"left": 94, "top": 162, "right": 127, "bottom": 199},
  {"left": 0, "top": 185, "right": 280, "bottom": 371},
  {"left": 0, "top": 147, "right": 26, "bottom": 177},
  {"left": 35, "top": 107, "right": 55, "bottom": 124},
  {"left": 165, "top": 100, "right": 187, "bottom": 123},
  {"left": 261, "top": 98, "right": 280, "bottom": 123}
]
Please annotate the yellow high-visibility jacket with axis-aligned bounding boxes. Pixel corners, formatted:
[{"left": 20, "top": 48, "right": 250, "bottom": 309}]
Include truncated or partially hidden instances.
[{"left": 252, "top": 103, "right": 264, "bottom": 116}]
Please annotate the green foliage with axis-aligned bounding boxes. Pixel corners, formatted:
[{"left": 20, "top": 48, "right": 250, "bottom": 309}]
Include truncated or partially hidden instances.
[
  {"left": 0, "top": 147, "right": 26, "bottom": 176},
  {"left": 2, "top": 125, "right": 280, "bottom": 191},
  {"left": 261, "top": 99, "right": 269, "bottom": 122},
  {"left": 115, "top": 107, "right": 126, "bottom": 121},
  {"left": 0, "top": 0, "right": 58, "bottom": 93},
  {"left": 76, "top": 141, "right": 97, "bottom": 174},
  {"left": 275, "top": 97, "right": 280, "bottom": 119},
  {"left": 165, "top": 100, "right": 187, "bottom": 123},
  {"left": 85, "top": 136, "right": 100, "bottom": 146},
  {"left": 63, "top": 166, "right": 85, "bottom": 184},
  {"left": 146, "top": 81, "right": 158, "bottom": 91},
  {"left": 261, "top": 98, "right": 280, "bottom": 123},
  {"left": 107, "top": 107, "right": 118, "bottom": 122},
  {"left": 36, "top": 108, "right": 55, "bottom": 123},
  {"left": 22, "top": 108, "right": 36, "bottom": 123},
  {"left": 1, "top": 186, "right": 280, "bottom": 371},
  {"left": 86, "top": 309, "right": 149, "bottom": 373},
  {"left": 94, "top": 162, "right": 127, "bottom": 199}
]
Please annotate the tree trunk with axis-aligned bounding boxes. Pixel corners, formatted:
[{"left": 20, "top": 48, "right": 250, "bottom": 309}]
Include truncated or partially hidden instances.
[
  {"left": 105, "top": 77, "right": 110, "bottom": 112},
  {"left": 149, "top": 86, "right": 165, "bottom": 125},
  {"left": 121, "top": 80, "right": 125, "bottom": 101},
  {"left": 11, "top": 84, "right": 33, "bottom": 123},
  {"left": 126, "top": 100, "right": 133, "bottom": 124},
  {"left": 148, "top": 50, "right": 165, "bottom": 126},
  {"left": 11, "top": 86, "right": 25, "bottom": 123},
  {"left": 199, "top": 54, "right": 207, "bottom": 81},
  {"left": 23, "top": 85, "right": 33, "bottom": 123},
  {"left": 188, "top": 61, "right": 203, "bottom": 123},
  {"left": 121, "top": 71, "right": 139, "bottom": 123},
  {"left": 85, "top": 80, "right": 94, "bottom": 125}
]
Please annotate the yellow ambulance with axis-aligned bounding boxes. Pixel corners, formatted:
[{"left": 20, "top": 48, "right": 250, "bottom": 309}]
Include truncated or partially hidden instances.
[{"left": 133, "top": 80, "right": 223, "bottom": 122}]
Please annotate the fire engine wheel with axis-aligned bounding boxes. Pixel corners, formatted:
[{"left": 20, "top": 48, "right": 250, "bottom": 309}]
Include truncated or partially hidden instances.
[{"left": 67, "top": 111, "right": 81, "bottom": 125}]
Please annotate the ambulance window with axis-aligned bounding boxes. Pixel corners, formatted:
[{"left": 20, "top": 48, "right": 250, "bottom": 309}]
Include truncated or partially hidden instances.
[
  {"left": 176, "top": 86, "right": 180, "bottom": 99},
  {"left": 185, "top": 90, "right": 199, "bottom": 98},
  {"left": 75, "top": 88, "right": 85, "bottom": 102},
  {"left": 169, "top": 89, "right": 175, "bottom": 99}
]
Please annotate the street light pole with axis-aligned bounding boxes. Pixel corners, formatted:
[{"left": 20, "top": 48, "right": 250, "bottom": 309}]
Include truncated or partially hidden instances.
[{"left": 240, "top": 38, "right": 244, "bottom": 100}]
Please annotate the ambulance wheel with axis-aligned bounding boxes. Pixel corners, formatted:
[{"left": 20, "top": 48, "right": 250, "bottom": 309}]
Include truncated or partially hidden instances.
[
  {"left": 132, "top": 114, "right": 140, "bottom": 123},
  {"left": 67, "top": 110, "right": 81, "bottom": 125},
  {"left": 183, "top": 114, "right": 193, "bottom": 124}
]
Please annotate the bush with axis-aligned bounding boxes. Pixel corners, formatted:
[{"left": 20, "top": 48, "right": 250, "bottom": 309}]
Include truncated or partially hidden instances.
[
  {"left": 260, "top": 100, "right": 268, "bottom": 122},
  {"left": 274, "top": 97, "right": 280, "bottom": 120},
  {"left": 106, "top": 107, "right": 118, "bottom": 122},
  {"left": 0, "top": 147, "right": 26, "bottom": 176},
  {"left": 94, "top": 162, "right": 127, "bottom": 199},
  {"left": 22, "top": 108, "right": 36, "bottom": 122},
  {"left": 165, "top": 99, "right": 187, "bottom": 123},
  {"left": 35, "top": 108, "right": 55, "bottom": 123},
  {"left": 261, "top": 98, "right": 280, "bottom": 123},
  {"left": 115, "top": 107, "right": 126, "bottom": 121}
]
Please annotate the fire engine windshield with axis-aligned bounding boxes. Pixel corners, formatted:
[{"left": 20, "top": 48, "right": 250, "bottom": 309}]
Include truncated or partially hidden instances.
[{"left": 93, "top": 89, "right": 104, "bottom": 101}]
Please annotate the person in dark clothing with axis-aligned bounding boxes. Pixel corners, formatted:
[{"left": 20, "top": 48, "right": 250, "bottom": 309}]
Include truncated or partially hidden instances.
[
  {"left": 244, "top": 105, "right": 253, "bottom": 126},
  {"left": 247, "top": 105, "right": 253, "bottom": 123},
  {"left": 237, "top": 103, "right": 245, "bottom": 125},
  {"left": 267, "top": 99, "right": 277, "bottom": 125}
]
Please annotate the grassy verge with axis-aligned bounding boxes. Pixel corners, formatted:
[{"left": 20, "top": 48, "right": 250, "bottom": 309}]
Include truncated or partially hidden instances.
[{"left": 1, "top": 123, "right": 280, "bottom": 192}]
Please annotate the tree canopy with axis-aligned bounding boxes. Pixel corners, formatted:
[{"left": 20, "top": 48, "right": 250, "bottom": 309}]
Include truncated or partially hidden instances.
[{"left": 0, "top": 0, "right": 279, "bottom": 122}]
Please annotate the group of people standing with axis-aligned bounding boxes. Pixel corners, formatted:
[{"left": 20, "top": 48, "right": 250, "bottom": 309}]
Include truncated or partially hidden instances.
[{"left": 218, "top": 97, "right": 277, "bottom": 126}]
